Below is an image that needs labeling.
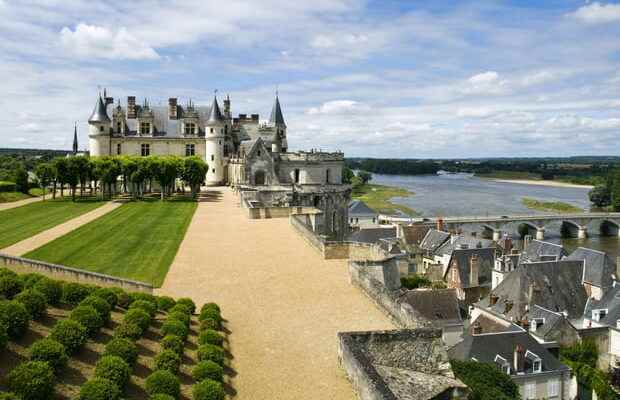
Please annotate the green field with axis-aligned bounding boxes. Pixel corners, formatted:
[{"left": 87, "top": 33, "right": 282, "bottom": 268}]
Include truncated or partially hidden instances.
[
  {"left": 0, "top": 199, "right": 105, "bottom": 249},
  {"left": 352, "top": 183, "right": 417, "bottom": 216},
  {"left": 25, "top": 200, "right": 197, "bottom": 286},
  {"left": 522, "top": 197, "right": 583, "bottom": 214},
  {"left": 0, "top": 188, "right": 45, "bottom": 203}
]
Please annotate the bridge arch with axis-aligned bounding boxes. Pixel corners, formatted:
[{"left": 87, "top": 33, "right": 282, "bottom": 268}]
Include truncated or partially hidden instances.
[
  {"left": 600, "top": 219, "right": 620, "bottom": 237},
  {"left": 518, "top": 222, "right": 545, "bottom": 240},
  {"left": 561, "top": 220, "right": 589, "bottom": 239}
]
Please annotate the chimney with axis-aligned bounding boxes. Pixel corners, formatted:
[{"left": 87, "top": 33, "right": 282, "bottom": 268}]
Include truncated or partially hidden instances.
[
  {"left": 437, "top": 218, "right": 445, "bottom": 232},
  {"left": 520, "top": 317, "right": 530, "bottom": 331},
  {"left": 127, "top": 96, "right": 137, "bottom": 119},
  {"left": 168, "top": 98, "right": 178, "bottom": 120},
  {"left": 523, "top": 235, "right": 532, "bottom": 250},
  {"left": 470, "top": 254, "right": 479, "bottom": 286},
  {"left": 490, "top": 293, "right": 499, "bottom": 306},
  {"left": 472, "top": 322, "right": 482, "bottom": 335},
  {"left": 513, "top": 344, "right": 525, "bottom": 373},
  {"left": 505, "top": 236, "right": 513, "bottom": 254}
]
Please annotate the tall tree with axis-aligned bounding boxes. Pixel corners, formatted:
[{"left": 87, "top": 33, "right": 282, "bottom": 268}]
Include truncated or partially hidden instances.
[
  {"left": 13, "top": 164, "right": 29, "bottom": 194},
  {"left": 154, "top": 156, "right": 181, "bottom": 200},
  {"left": 182, "top": 156, "right": 208, "bottom": 198},
  {"left": 53, "top": 158, "right": 70, "bottom": 198},
  {"left": 34, "top": 163, "right": 55, "bottom": 201},
  {"left": 66, "top": 157, "right": 80, "bottom": 201}
]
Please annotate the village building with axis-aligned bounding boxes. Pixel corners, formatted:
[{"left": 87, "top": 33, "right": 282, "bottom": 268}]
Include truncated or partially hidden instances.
[
  {"left": 565, "top": 247, "right": 616, "bottom": 300},
  {"left": 444, "top": 247, "right": 495, "bottom": 303},
  {"left": 348, "top": 200, "right": 379, "bottom": 228}
]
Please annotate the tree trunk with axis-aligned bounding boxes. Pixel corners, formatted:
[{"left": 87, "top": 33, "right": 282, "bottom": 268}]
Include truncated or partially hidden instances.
[
  {"left": 52, "top": 181, "right": 57, "bottom": 199},
  {"left": 60, "top": 184, "right": 64, "bottom": 197},
  {"left": 72, "top": 187, "right": 76, "bottom": 202}
]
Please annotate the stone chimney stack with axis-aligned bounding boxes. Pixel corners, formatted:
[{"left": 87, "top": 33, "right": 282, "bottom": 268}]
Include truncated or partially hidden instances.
[
  {"left": 470, "top": 254, "right": 479, "bottom": 286},
  {"left": 489, "top": 293, "right": 499, "bottom": 306},
  {"left": 523, "top": 235, "right": 532, "bottom": 250},
  {"left": 168, "top": 98, "right": 178, "bottom": 120},
  {"left": 513, "top": 344, "right": 525, "bottom": 373},
  {"left": 437, "top": 218, "right": 445, "bottom": 232},
  {"left": 127, "top": 96, "right": 137, "bottom": 119}
]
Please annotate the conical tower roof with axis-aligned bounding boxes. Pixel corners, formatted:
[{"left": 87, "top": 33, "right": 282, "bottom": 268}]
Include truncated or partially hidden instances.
[
  {"left": 88, "top": 95, "right": 110, "bottom": 123},
  {"left": 72, "top": 124, "right": 78, "bottom": 154},
  {"left": 206, "top": 95, "right": 224, "bottom": 124},
  {"left": 269, "top": 94, "right": 286, "bottom": 127}
]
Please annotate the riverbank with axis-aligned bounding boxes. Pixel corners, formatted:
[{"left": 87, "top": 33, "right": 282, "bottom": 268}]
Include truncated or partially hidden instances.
[
  {"left": 351, "top": 184, "right": 417, "bottom": 216},
  {"left": 489, "top": 178, "right": 593, "bottom": 189},
  {"left": 521, "top": 197, "right": 584, "bottom": 214}
]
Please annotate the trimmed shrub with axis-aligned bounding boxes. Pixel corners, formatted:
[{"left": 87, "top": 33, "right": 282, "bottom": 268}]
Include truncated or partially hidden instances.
[
  {"left": 161, "top": 319, "right": 188, "bottom": 340},
  {"left": 92, "top": 288, "right": 119, "bottom": 308},
  {"left": 176, "top": 298, "right": 196, "bottom": 314},
  {"left": 81, "top": 296, "right": 112, "bottom": 322},
  {"left": 33, "top": 278, "right": 62, "bottom": 305},
  {"left": 198, "top": 308, "right": 221, "bottom": 323},
  {"left": 29, "top": 338, "right": 68, "bottom": 371},
  {"left": 0, "top": 267, "right": 18, "bottom": 278},
  {"left": 129, "top": 300, "right": 157, "bottom": 317},
  {"left": 197, "top": 344, "right": 225, "bottom": 365},
  {"left": 168, "top": 303, "right": 192, "bottom": 316},
  {"left": 94, "top": 355, "right": 131, "bottom": 389},
  {"left": 70, "top": 305, "right": 103, "bottom": 337},
  {"left": 79, "top": 377, "right": 122, "bottom": 400},
  {"left": 154, "top": 349, "right": 181, "bottom": 373},
  {"left": 192, "top": 379, "right": 225, "bottom": 400},
  {"left": 62, "top": 282, "right": 93, "bottom": 305},
  {"left": 0, "top": 393, "right": 20, "bottom": 400},
  {"left": 129, "top": 292, "right": 158, "bottom": 307},
  {"left": 7, "top": 361, "right": 55, "bottom": 400},
  {"left": 125, "top": 307, "right": 152, "bottom": 331},
  {"left": 109, "top": 287, "right": 130, "bottom": 308},
  {"left": 161, "top": 334, "right": 184, "bottom": 355},
  {"left": 150, "top": 395, "right": 176, "bottom": 400},
  {"left": 104, "top": 337, "right": 138, "bottom": 365},
  {"left": 0, "top": 274, "right": 24, "bottom": 299},
  {"left": 0, "top": 322, "right": 8, "bottom": 350},
  {"left": 114, "top": 321, "right": 143, "bottom": 341},
  {"left": 199, "top": 318, "right": 220, "bottom": 331},
  {"left": 157, "top": 296, "right": 176, "bottom": 311},
  {"left": 192, "top": 360, "right": 223, "bottom": 383},
  {"left": 200, "top": 302, "right": 220, "bottom": 315},
  {"left": 168, "top": 311, "right": 190, "bottom": 328},
  {"left": 20, "top": 273, "right": 45, "bottom": 289},
  {"left": 199, "top": 330, "right": 224, "bottom": 346},
  {"left": 15, "top": 289, "right": 47, "bottom": 319},
  {"left": 145, "top": 370, "right": 181, "bottom": 398},
  {"left": 0, "top": 300, "right": 30, "bottom": 338},
  {"left": 50, "top": 319, "right": 87, "bottom": 354}
]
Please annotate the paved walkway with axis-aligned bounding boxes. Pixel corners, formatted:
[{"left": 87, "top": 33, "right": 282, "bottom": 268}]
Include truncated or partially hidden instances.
[
  {"left": 1, "top": 202, "right": 122, "bottom": 256},
  {"left": 158, "top": 188, "right": 393, "bottom": 400},
  {"left": 0, "top": 195, "right": 46, "bottom": 211}
]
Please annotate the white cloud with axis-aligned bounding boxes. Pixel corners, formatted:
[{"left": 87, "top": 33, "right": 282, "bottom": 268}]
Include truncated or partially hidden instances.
[
  {"left": 520, "top": 70, "right": 558, "bottom": 86},
  {"left": 60, "top": 23, "right": 159, "bottom": 60},
  {"left": 569, "top": 2, "right": 620, "bottom": 24},
  {"left": 457, "top": 107, "right": 496, "bottom": 118},
  {"left": 468, "top": 71, "right": 499, "bottom": 84},
  {"left": 306, "top": 100, "right": 370, "bottom": 115},
  {"left": 462, "top": 71, "right": 509, "bottom": 95}
]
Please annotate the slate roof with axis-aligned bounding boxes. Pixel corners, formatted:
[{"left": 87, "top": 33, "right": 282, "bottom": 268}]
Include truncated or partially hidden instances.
[
  {"left": 400, "top": 224, "right": 432, "bottom": 246},
  {"left": 115, "top": 104, "right": 211, "bottom": 137},
  {"left": 419, "top": 229, "right": 450, "bottom": 253},
  {"left": 448, "top": 331, "right": 570, "bottom": 375},
  {"left": 348, "top": 200, "right": 378, "bottom": 217},
  {"left": 269, "top": 95, "right": 286, "bottom": 126},
  {"left": 565, "top": 247, "right": 615, "bottom": 289},
  {"left": 399, "top": 289, "right": 463, "bottom": 327},
  {"left": 583, "top": 283, "right": 620, "bottom": 327},
  {"left": 435, "top": 235, "right": 494, "bottom": 257},
  {"left": 468, "top": 313, "right": 523, "bottom": 335},
  {"left": 446, "top": 247, "right": 495, "bottom": 288},
  {"left": 88, "top": 96, "right": 110, "bottom": 123},
  {"left": 206, "top": 95, "right": 224, "bottom": 124},
  {"left": 526, "top": 305, "right": 567, "bottom": 339},
  {"left": 348, "top": 227, "right": 397, "bottom": 244},
  {"left": 477, "top": 260, "right": 588, "bottom": 319},
  {"left": 519, "top": 240, "right": 567, "bottom": 264}
]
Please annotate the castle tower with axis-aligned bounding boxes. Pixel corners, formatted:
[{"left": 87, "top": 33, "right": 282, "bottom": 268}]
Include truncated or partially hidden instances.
[
  {"left": 72, "top": 123, "right": 78, "bottom": 155},
  {"left": 269, "top": 93, "right": 287, "bottom": 152},
  {"left": 205, "top": 94, "right": 225, "bottom": 186},
  {"left": 88, "top": 94, "right": 111, "bottom": 156}
]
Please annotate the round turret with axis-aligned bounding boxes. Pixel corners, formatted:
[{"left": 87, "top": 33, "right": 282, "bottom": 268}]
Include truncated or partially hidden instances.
[
  {"left": 88, "top": 95, "right": 111, "bottom": 156},
  {"left": 205, "top": 94, "right": 225, "bottom": 185}
]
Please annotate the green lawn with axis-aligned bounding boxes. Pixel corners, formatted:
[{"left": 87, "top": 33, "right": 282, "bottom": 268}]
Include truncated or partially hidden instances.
[
  {"left": 0, "top": 198, "right": 105, "bottom": 249},
  {"left": 352, "top": 183, "right": 418, "bottom": 216},
  {"left": 0, "top": 188, "right": 45, "bottom": 203},
  {"left": 24, "top": 200, "right": 197, "bottom": 287},
  {"left": 522, "top": 197, "right": 583, "bottom": 214}
]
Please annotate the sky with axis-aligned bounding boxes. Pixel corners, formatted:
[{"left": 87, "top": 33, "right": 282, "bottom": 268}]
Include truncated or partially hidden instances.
[{"left": 0, "top": 0, "right": 619, "bottom": 158}]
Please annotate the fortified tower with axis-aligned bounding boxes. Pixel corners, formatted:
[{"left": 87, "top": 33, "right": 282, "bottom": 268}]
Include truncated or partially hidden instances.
[
  {"left": 205, "top": 94, "right": 226, "bottom": 186},
  {"left": 88, "top": 94, "right": 111, "bottom": 156}
]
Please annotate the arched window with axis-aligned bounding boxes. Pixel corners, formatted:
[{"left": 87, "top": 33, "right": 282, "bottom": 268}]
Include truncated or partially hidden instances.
[
  {"left": 332, "top": 211, "right": 337, "bottom": 233},
  {"left": 294, "top": 169, "right": 300, "bottom": 184},
  {"left": 326, "top": 169, "right": 330, "bottom": 184},
  {"left": 254, "top": 170, "right": 265, "bottom": 185},
  {"left": 117, "top": 122, "right": 122, "bottom": 133}
]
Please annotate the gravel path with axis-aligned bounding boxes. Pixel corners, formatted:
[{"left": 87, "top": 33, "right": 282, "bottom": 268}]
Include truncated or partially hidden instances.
[
  {"left": 1, "top": 201, "right": 122, "bottom": 256},
  {"left": 158, "top": 188, "right": 394, "bottom": 399},
  {"left": 0, "top": 195, "right": 45, "bottom": 210}
]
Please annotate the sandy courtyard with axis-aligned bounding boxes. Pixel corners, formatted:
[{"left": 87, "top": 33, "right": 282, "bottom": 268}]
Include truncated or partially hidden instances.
[{"left": 158, "top": 188, "right": 393, "bottom": 399}]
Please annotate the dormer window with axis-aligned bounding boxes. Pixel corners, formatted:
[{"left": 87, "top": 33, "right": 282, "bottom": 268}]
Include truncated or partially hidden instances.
[
  {"left": 494, "top": 355, "right": 510, "bottom": 375},
  {"left": 592, "top": 309, "right": 608, "bottom": 322},
  {"left": 525, "top": 350, "right": 542, "bottom": 373},
  {"left": 140, "top": 122, "right": 150, "bottom": 134},
  {"left": 531, "top": 318, "right": 545, "bottom": 332},
  {"left": 184, "top": 122, "right": 196, "bottom": 135}
]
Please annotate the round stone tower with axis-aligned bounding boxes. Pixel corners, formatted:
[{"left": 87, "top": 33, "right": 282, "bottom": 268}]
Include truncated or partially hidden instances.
[
  {"left": 87, "top": 94, "right": 111, "bottom": 156},
  {"left": 205, "top": 94, "right": 225, "bottom": 186}
]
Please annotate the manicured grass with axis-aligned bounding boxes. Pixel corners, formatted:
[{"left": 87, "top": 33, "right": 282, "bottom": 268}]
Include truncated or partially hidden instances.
[
  {"left": 0, "top": 198, "right": 105, "bottom": 249},
  {"left": 522, "top": 197, "right": 583, "bottom": 214},
  {"left": 0, "top": 188, "right": 46, "bottom": 203},
  {"left": 352, "top": 183, "right": 417, "bottom": 216},
  {"left": 25, "top": 200, "right": 197, "bottom": 286}
]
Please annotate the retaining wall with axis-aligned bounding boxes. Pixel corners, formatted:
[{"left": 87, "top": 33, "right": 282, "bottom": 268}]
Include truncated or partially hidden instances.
[{"left": 0, "top": 253, "right": 153, "bottom": 293}]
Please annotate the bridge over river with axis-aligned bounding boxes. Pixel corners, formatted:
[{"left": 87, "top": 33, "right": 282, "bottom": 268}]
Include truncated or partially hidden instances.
[{"left": 380, "top": 212, "right": 620, "bottom": 240}]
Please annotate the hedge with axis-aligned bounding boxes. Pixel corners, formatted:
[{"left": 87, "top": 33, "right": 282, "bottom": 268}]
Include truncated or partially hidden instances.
[
  {"left": 113, "top": 321, "right": 143, "bottom": 341},
  {"left": 199, "top": 318, "right": 220, "bottom": 331},
  {"left": 33, "top": 278, "right": 63, "bottom": 305},
  {"left": 62, "top": 282, "right": 94, "bottom": 305},
  {"left": 92, "top": 288, "right": 119, "bottom": 308},
  {"left": 197, "top": 344, "right": 225, "bottom": 365},
  {"left": 80, "top": 295, "right": 112, "bottom": 322},
  {"left": 0, "top": 274, "right": 24, "bottom": 299},
  {"left": 70, "top": 305, "right": 104, "bottom": 337},
  {"left": 7, "top": 361, "right": 55, "bottom": 400},
  {"left": 29, "top": 338, "right": 69, "bottom": 371},
  {"left": 192, "top": 361, "right": 223, "bottom": 383},
  {"left": 129, "top": 300, "right": 157, "bottom": 318},
  {"left": 157, "top": 296, "right": 176, "bottom": 311},
  {"left": 145, "top": 370, "right": 181, "bottom": 398},
  {"left": 168, "top": 311, "right": 190, "bottom": 328},
  {"left": 79, "top": 377, "right": 122, "bottom": 400},
  {"left": 94, "top": 355, "right": 131, "bottom": 389},
  {"left": 161, "top": 319, "right": 188, "bottom": 340},
  {"left": 0, "top": 300, "right": 30, "bottom": 338},
  {"left": 0, "top": 393, "right": 20, "bottom": 400},
  {"left": 19, "top": 273, "right": 46, "bottom": 289},
  {"left": 161, "top": 335, "right": 184, "bottom": 355},
  {"left": 128, "top": 292, "right": 158, "bottom": 307},
  {"left": 198, "top": 330, "right": 224, "bottom": 347},
  {"left": 168, "top": 303, "right": 192, "bottom": 316},
  {"left": 124, "top": 308, "right": 151, "bottom": 332},
  {"left": 109, "top": 288, "right": 131, "bottom": 309},
  {"left": 104, "top": 338, "right": 138, "bottom": 365},
  {"left": 154, "top": 349, "right": 181, "bottom": 374},
  {"left": 50, "top": 319, "right": 87, "bottom": 354},
  {"left": 0, "top": 181, "right": 17, "bottom": 192},
  {"left": 192, "top": 379, "right": 225, "bottom": 400},
  {"left": 176, "top": 298, "right": 196, "bottom": 314},
  {"left": 200, "top": 303, "right": 221, "bottom": 315},
  {"left": 198, "top": 308, "right": 221, "bottom": 324},
  {"left": 15, "top": 289, "right": 47, "bottom": 319}
]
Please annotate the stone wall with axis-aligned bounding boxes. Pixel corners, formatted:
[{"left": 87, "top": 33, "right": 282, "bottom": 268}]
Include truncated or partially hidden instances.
[{"left": 0, "top": 253, "right": 153, "bottom": 293}]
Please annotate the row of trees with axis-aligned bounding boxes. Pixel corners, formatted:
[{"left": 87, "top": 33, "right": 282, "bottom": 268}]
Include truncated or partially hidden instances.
[
  {"left": 35, "top": 155, "right": 208, "bottom": 201},
  {"left": 588, "top": 170, "right": 620, "bottom": 210},
  {"left": 342, "top": 167, "right": 372, "bottom": 190}
]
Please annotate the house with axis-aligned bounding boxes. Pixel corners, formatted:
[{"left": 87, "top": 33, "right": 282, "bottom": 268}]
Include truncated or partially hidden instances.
[
  {"left": 565, "top": 247, "right": 616, "bottom": 300},
  {"left": 419, "top": 229, "right": 451, "bottom": 268},
  {"left": 525, "top": 305, "right": 581, "bottom": 349},
  {"left": 448, "top": 331, "right": 574, "bottom": 399},
  {"left": 580, "top": 283, "right": 620, "bottom": 368},
  {"left": 518, "top": 239, "right": 567, "bottom": 264},
  {"left": 348, "top": 200, "right": 379, "bottom": 228},
  {"left": 468, "top": 309, "right": 525, "bottom": 335},
  {"left": 444, "top": 247, "right": 495, "bottom": 303},
  {"left": 348, "top": 227, "right": 397, "bottom": 244}
]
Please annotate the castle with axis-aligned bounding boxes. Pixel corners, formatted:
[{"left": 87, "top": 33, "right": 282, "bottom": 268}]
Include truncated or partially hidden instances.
[{"left": 87, "top": 91, "right": 351, "bottom": 239}]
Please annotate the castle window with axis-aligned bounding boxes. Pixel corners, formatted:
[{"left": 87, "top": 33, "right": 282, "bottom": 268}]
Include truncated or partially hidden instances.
[
  {"left": 184, "top": 122, "right": 196, "bottom": 135},
  {"left": 140, "top": 122, "right": 150, "bottom": 134},
  {"left": 211, "top": 155, "right": 214, "bottom": 161},
  {"left": 185, "top": 144, "right": 195, "bottom": 156},
  {"left": 141, "top": 143, "right": 150, "bottom": 156},
  {"left": 117, "top": 143, "right": 121, "bottom": 155},
  {"left": 225, "top": 125, "right": 228, "bottom": 134},
  {"left": 117, "top": 122, "right": 122, "bottom": 133},
  {"left": 212, "top": 168, "right": 215, "bottom": 173},
  {"left": 326, "top": 169, "right": 330, "bottom": 184},
  {"left": 294, "top": 169, "right": 300, "bottom": 184},
  {"left": 257, "top": 150, "right": 261, "bottom": 157},
  {"left": 99, "top": 126, "right": 104, "bottom": 132},
  {"left": 210, "top": 128, "right": 213, "bottom": 133}
]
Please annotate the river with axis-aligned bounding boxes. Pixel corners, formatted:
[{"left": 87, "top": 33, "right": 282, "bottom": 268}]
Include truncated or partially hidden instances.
[{"left": 371, "top": 173, "right": 620, "bottom": 260}]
